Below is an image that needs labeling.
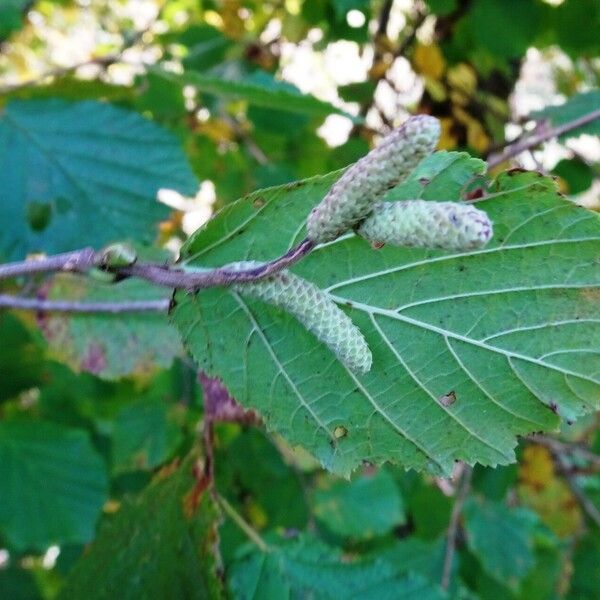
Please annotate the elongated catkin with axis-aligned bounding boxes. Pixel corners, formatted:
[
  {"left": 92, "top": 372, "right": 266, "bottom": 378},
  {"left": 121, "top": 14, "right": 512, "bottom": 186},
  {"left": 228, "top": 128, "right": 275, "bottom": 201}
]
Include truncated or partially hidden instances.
[
  {"left": 356, "top": 200, "right": 493, "bottom": 250},
  {"left": 229, "top": 262, "right": 372, "bottom": 374}
]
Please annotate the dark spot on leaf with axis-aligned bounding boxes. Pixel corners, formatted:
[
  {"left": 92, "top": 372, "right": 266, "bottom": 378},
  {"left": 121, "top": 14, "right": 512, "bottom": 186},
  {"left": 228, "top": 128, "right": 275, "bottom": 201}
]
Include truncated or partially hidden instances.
[
  {"left": 371, "top": 241, "right": 385, "bottom": 249},
  {"left": 465, "top": 187, "right": 484, "bottom": 200},
  {"left": 438, "top": 391, "right": 457, "bottom": 407},
  {"left": 457, "top": 265, "right": 466, "bottom": 272},
  {"left": 507, "top": 168, "right": 528, "bottom": 175},
  {"left": 25, "top": 201, "right": 52, "bottom": 232},
  {"left": 252, "top": 197, "right": 266, "bottom": 208},
  {"left": 419, "top": 177, "right": 430, "bottom": 186},
  {"left": 548, "top": 401, "right": 559, "bottom": 414}
]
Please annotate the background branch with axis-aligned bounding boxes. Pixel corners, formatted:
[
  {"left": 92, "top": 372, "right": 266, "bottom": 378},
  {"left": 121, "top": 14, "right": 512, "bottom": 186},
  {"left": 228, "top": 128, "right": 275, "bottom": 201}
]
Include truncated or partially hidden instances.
[
  {"left": 0, "top": 294, "right": 169, "bottom": 313},
  {"left": 441, "top": 465, "right": 472, "bottom": 590},
  {"left": 487, "top": 108, "right": 600, "bottom": 169}
]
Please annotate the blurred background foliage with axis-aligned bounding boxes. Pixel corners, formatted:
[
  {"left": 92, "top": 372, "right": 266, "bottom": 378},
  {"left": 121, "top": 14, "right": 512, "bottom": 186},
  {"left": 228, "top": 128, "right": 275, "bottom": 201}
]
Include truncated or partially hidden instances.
[{"left": 0, "top": 0, "right": 599, "bottom": 598}]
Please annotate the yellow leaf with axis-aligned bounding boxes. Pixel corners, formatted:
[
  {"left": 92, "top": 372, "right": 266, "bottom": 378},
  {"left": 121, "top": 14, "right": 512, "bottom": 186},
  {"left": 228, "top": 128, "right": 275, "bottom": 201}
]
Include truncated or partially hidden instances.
[
  {"left": 438, "top": 117, "right": 458, "bottom": 150},
  {"left": 518, "top": 479, "right": 582, "bottom": 537},
  {"left": 520, "top": 445, "right": 555, "bottom": 487},
  {"left": 413, "top": 44, "right": 446, "bottom": 80},
  {"left": 447, "top": 63, "right": 477, "bottom": 96}
]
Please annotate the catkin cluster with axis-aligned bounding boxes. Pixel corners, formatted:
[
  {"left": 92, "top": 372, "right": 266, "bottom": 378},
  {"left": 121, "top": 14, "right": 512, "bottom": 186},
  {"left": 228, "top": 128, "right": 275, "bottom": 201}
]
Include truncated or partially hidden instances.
[
  {"left": 228, "top": 115, "right": 494, "bottom": 376},
  {"left": 307, "top": 115, "right": 441, "bottom": 243},
  {"left": 229, "top": 262, "right": 372, "bottom": 375}
]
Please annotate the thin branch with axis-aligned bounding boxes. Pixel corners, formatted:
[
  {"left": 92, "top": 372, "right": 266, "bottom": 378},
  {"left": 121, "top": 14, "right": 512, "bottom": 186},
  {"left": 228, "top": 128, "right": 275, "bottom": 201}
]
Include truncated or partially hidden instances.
[
  {"left": 0, "top": 294, "right": 169, "bottom": 313},
  {"left": 216, "top": 494, "right": 270, "bottom": 553},
  {"left": 441, "top": 465, "right": 472, "bottom": 591},
  {"left": 487, "top": 108, "right": 600, "bottom": 169},
  {"left": 0, "top": 248, "right": 97, "bottom": 279}
]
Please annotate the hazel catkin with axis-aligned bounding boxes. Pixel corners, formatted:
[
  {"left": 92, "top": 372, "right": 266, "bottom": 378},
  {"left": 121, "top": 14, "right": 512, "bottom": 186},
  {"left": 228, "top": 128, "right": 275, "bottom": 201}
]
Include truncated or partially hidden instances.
[
  {"left": 229, "top": 262, "right": 372, "bottom": 374},
  {"left": 306, "top": 115, "right": 441, "bottom": 243}
]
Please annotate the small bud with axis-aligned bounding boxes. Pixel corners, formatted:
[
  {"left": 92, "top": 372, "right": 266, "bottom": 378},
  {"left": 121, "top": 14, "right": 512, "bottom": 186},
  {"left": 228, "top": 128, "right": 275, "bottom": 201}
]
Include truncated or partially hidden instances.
[
  {"left": 229, "top": 262, "right": 372, "bottom": 375},
  {"left": 356, "top": 200, "right": 493, "bottom": 250},
  {"left": 307, "top": 115, "right": 441, "bottom": 243},
  {"left": 100, "top": 243, "right": 138, "bottom": 268}
]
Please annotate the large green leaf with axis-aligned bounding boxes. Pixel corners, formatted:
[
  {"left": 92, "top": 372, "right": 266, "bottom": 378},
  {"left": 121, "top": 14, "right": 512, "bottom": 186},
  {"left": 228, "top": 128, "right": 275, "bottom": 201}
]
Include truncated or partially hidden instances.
[
  {"left": 0, "top": 420, "right": 108, "bottom": 551},
  {"left": 463, "top": 499, "right": 537, "bottom": 591},
  {"left": 229, "top": 534, "right": 446, "bottom": 600},
  {"left": 0, "top": 99, "right": 198, "bottom": 260},
  {"left": 158, "top": 68, "right": 357, "bottom": 120},
  {"left": 311, "top": 468, "right": 405, "bottom": 540},
  {"left": 59, "top": 450, "right": 223, "bottom": 600},
  {"left": 41, "top": 274, "right": 181, "bottom": 380},
  {"left": 171, "top": 152, "right": 600, "bottom": 476}
]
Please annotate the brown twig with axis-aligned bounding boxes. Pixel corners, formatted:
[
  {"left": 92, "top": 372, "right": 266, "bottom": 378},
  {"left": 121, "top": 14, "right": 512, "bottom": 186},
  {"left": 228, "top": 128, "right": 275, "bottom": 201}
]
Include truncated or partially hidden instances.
[
  {"left": 0, "top": 294, "right": 169, "bottom": 313},
  {"left": 441, "top": 465, "right": 473, "bottom": 590},
  {"left": 487, "top": 108, "right": 600, "bottom": 169},
  {"left": 0, "top": 238, "right": 315, "bottom": 299}
]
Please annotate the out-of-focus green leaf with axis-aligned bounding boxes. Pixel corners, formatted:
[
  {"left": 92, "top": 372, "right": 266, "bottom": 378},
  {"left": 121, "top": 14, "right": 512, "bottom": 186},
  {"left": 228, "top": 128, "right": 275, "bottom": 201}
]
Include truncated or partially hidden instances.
[
  {"left": 567, "top": 530, "right": 600, "bottom": 599},
  {"left": 532, "top": 91, "right": 600, "bottom": 139},
  {"left": 160, "top": 67, "right": 358, "bottom": 120},
  {"left": 465, "top": 0, "right": 542, "bottom": 60},
  {"left": 552, "top": 0, "right": 600, "bottom": 56},
  {"left": 463, "top": 498, "right": 536, "bottom": 590},
  {"left": 216, "top": 428, "right": 309, "bottom": 531},
  {"left": 0, "top": 99, "right": 198, "bottom": 260},
  {"left": 371, "top": 538, "right": 449, "bottom": 584},
  {"left": 0, "top": 420, "right": 108, "bottom": 551},
  {"left": 41, "top": 274, "right": 181, "bottom": 380},
  {"left": 229, "top": 534, "right": 447, "bottom": 600},
  {"left": 552, "top": 158, "right": 595, "bottom": 195},
  {"left": 59, "top": 449, "right": 223, "bottom": 600},
  {"left": 172, "top": 152, "right": 600, "bottom": 476},
  {"left": 0, "top": 313, "right": 46, "bottom": 401},
  {"left": 135, "top": 71, "right": 187, "bottom": 120},
  {"left": 0, "top": 0, "right": 29, "bottom": 40},
  {"left": 312, "top": 468, "right": 405, "bottom": 540},
  {"left": 175, "top": 24, "right": 234, "bottom": 71},
  {"left": 426, "top": 0, "right": 457, "bottom": 16},
  {"left": 111, "top": 398, "right": 181, "bottom": 473},
  {"left": 0, "top": 566, "right": 42, "bottom": 600},
  {"left": 338, "top": 81, "right": 376, "bottom": 104}
]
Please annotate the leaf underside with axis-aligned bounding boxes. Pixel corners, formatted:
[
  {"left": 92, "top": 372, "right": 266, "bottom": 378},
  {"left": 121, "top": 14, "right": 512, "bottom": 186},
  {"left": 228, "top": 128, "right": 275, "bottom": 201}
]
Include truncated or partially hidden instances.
[{"left": 171, "top": 152, "right": 600, "bottom": 476}]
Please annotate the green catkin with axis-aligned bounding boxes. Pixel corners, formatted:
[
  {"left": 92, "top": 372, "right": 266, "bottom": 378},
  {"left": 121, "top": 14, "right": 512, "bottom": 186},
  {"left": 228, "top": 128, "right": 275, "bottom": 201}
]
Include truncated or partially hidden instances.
[
  {"left": 229, "top": 262, "right": 372, "bottom": 374},
  {"left": 356, "top": 200, "right": 493, "bottom": 250},
  {"left": 306, "top": 115, "right": 441, "bottom": 243}
]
